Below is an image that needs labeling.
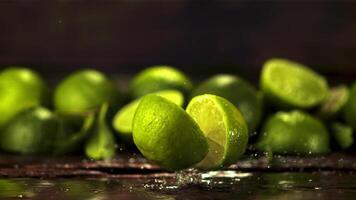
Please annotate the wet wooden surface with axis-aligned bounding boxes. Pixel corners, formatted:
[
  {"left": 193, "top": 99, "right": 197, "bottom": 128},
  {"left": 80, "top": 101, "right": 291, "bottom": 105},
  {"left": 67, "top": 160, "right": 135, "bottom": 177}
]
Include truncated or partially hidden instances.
[{"left": 0, "top": 153, "right": 355, "bottom": 178}]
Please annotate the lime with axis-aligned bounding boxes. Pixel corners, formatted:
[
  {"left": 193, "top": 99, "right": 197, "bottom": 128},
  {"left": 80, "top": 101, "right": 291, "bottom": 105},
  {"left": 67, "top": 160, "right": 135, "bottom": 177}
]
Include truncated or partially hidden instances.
[
  {"left": 330, "top": 122, "right": 353, "bottom": 150},
  {"left": 129, "top": 65, "right": 192, "bottom": 99},
  {"left": 318, "top": 85, "right": 349, "bottom": 119},
  {"left": 52, "top": 113, "right": 95, "bottom": 155},
  {"left": 54, "top": 69, "right": 122, "bottom": 116},
  {"left": 191, "top": 74, "right": 262, "bottom": 132},
  {"left": 132, "top": 94, "right": 208, "bottom": 170},
  {"left": 112, "top": 90, "right": 184, "bottom": 141},
  {"left": 261, "top": 58, "right": 328, "bottom": 109},
  {"left": 343, "top": 83, "right": 356, "bottom": 129},
  {"left": 85, "top": 103, "right": 117, "bottom": 160},
  {"left": 256, "top": 110, "right": 330, "bottom": 155},
  {"left": 186, "top": 94, "right": 248, "bottom": 169},
  {"left": 0, "top": 67, "right": 48, "bottom": 128},
  {"left": 0, "top": 107, "right": 60, "bottom": 155}
]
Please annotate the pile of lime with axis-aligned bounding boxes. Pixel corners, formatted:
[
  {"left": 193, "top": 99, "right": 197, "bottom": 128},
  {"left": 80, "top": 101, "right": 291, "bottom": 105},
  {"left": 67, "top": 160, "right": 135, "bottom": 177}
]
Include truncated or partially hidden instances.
[{"left": 0, "top": 59, "right": 354, "bottom": 171}]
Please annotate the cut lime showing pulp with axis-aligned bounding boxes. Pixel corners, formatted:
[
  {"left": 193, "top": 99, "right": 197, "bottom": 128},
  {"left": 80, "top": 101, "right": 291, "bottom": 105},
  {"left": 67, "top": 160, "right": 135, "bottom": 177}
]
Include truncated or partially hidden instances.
[
  {"left": 113, "top": 90, "right": 184, "bottom": 141},
  {"left": 186, "top": 94, "right": 249, "bottom": 169},
  {"left": 191, "top": 74, "right": 262, "bottom": 132},
  {"left": 132, "top": 94, "right": 208, "bottom": 171},
  {"left": 261, "top": 59, "right": 328, "bottom": 109},
  {"left": 129, "top": 66, "right": 192, "bottom": 99},
  {"left": 318, "top": 85, "right": 349, "bottom": 119}
]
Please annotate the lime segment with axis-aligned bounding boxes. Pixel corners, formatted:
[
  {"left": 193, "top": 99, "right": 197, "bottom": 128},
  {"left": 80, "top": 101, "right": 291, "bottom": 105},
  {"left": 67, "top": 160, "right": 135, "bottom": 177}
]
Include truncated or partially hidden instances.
[
  {"left": 318, "top": 85, "right": 349, "bottom": 119},
  {"left": 113, "top": 90, "right": 184, "bottom": 140},
  {"left": 261, "top": 59, "right": 328, "bottom": 109},
  {"left": 132, "top": 94, "right": 208, "bottom": 171},
  {"left": 186, "top": 94, "right": 248, "bottom": 169}
]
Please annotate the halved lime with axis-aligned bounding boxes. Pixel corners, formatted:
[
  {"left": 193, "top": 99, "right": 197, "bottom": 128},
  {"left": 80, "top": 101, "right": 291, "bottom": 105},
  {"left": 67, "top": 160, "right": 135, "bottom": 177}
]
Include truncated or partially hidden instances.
[
  {"left": 0, "top": 67, "right": 48, "bottom": 128},
  {"left": 129, "top": 65, "right": 192, "bottom": 99},
  {"left": 186, "top": 94, "right": 249, "bottom": 169},
  {"left": 330, "top": 122, "right": 353, "bottom": 150},
  {"left": 256, "top": 110, "right": 330, "bottom": 155},
  {"left": 112, "top": 90, "right": 184, "bottom": 141},
  {"left": 343, "top": 83, "right": 356, "bottom": 129},
  {"left": 191, "top": 74, "right": 262, "bottom": 132},
  {"left": 54, "top": 69, "right": 122, "bottom": 116},
  {"left": 318, "top": 85, "right": 349, "bottom": 119},
  {"left": 261, "top": 59, "right": 328, "bottom": 109},
  {"left": 132, "top": 94, "right": 208, "bottom": 171}
]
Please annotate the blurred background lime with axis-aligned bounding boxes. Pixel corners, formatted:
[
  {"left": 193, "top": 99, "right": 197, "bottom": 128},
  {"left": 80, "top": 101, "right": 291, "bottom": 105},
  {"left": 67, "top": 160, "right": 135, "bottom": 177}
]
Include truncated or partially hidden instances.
[
  {"left": 257, "top": 110, "right": 330, "bottom": 155},
  {"left": 0, "top": 107, "right": 60, "bottom": 155},
  {"left": 261, "top": 59, "right": 329, "bottom": 109},
  {"left": 129, "top": 66, "right": 192, "bottom": 99},
  {"left": 318, "top": 85, "right": 349, "bottom": 120},
  {"left": 54, "top": 69, "right": 123, "bottom": 116},
  {"left": 343, "top": 83, "right": 356, "bottom": 129},
  {"left": 191, "top": 74, "right": 262, "bottom": 133},
  {"left": 0, "top": 67, "right": 49, "bottom": 128}
]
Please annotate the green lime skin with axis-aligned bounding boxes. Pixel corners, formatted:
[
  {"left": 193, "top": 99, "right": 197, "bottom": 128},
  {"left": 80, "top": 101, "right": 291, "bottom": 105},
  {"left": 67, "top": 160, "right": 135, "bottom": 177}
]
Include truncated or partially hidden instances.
[
  {"left": 343, "top": 83, "right": 356, "bottom": 129},
  {"left": 132, "top": 94, "right": 208, "bottom": 171},
  {"left": 330, "top": 122, "right": 353, "bottom": 150},
  {"left": 0, "top": 107, "right": 60, "bottom": 155},
  {"left": 257, "top": 110, "right": 330, "bottom": 155},
  {"left": 186, "top": 94, "right": 249, "bottom": 169},
  {"left": 318, "top": 85, "right": 349, "bottom": 120},
  {"left": 112, "top": 90, "right": 184, "bottom": 142},
  {"left": 0, "top": 67, "right": 48, "bottom": 128},
  {"left": 191, "top": 74, "right": 262, "bottom": 132},
  {"left": 129, "top": 66, "right": 192, "bottom": 99},
  {"left": 54, "top": 69, "right": 122, "bottom": 116},
  {"left": 85, "top": 103, "right": 117, "bottom": 160},
  {"left": 261, "top": 58, "right": 329, "bottom": 109}
]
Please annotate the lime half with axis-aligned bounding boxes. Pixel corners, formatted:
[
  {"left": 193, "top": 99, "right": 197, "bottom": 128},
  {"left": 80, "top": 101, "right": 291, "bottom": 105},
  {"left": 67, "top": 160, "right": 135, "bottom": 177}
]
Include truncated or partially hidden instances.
[
  {"left": 113, "top": 90, "right": 184, "bottom": 141},
  {"left": 129, "top": 66, "right": 192, "bottom": 98},
  {"left": 186, "top": 94, "right": 248, "bottom": 169},
  {"left": 318, "top": 85, "right": 349, "bottom": 119},
  {"left": 261, "top": 59, "right": 328, "bottom": 109},
  {"left": 191, "top": 74, "right": 262, "bottom": 132},
  {"left": 132, "top": 94, "right": 208, "bottom": 171}
]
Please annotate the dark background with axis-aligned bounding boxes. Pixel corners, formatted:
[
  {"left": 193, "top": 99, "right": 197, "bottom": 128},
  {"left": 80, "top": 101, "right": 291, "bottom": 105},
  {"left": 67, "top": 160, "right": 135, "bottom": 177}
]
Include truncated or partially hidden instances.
[{"left": 0, "top": 0, "right": 355, "bottom": 81}]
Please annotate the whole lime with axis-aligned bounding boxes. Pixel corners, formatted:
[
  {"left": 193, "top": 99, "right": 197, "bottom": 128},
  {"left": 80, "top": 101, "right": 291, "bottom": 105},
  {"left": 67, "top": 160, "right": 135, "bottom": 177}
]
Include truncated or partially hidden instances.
[
  {"left": 54, "top": 69, "right": 122, "bottom": 116},
  {"left": 0, "top": 67, "right": 48, "bottom": 128},
  {"left": 257, "top": 110, "right": 330, "bottom": 155},
  {"left": 0, "top": 107, "right": 60, "bottom": 155},
  {"left": 129, "top": 65, "right": 192, "bottom": 99},
  {"left": 191, "top": 74, "right": 262, "bottom": 132}
]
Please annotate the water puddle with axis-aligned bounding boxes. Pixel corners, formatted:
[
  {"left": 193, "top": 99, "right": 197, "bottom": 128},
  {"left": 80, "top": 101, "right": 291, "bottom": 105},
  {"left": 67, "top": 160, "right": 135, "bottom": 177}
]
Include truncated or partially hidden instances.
[{"left": 1, "top": 171, "right": 356, "bottom": 199}]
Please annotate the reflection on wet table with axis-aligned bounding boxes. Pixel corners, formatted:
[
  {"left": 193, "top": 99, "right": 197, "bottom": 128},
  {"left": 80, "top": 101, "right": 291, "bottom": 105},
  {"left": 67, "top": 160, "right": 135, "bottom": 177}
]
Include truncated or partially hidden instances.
[{"left": 1, "top": 171, "right": 356, "bottom": 200}]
